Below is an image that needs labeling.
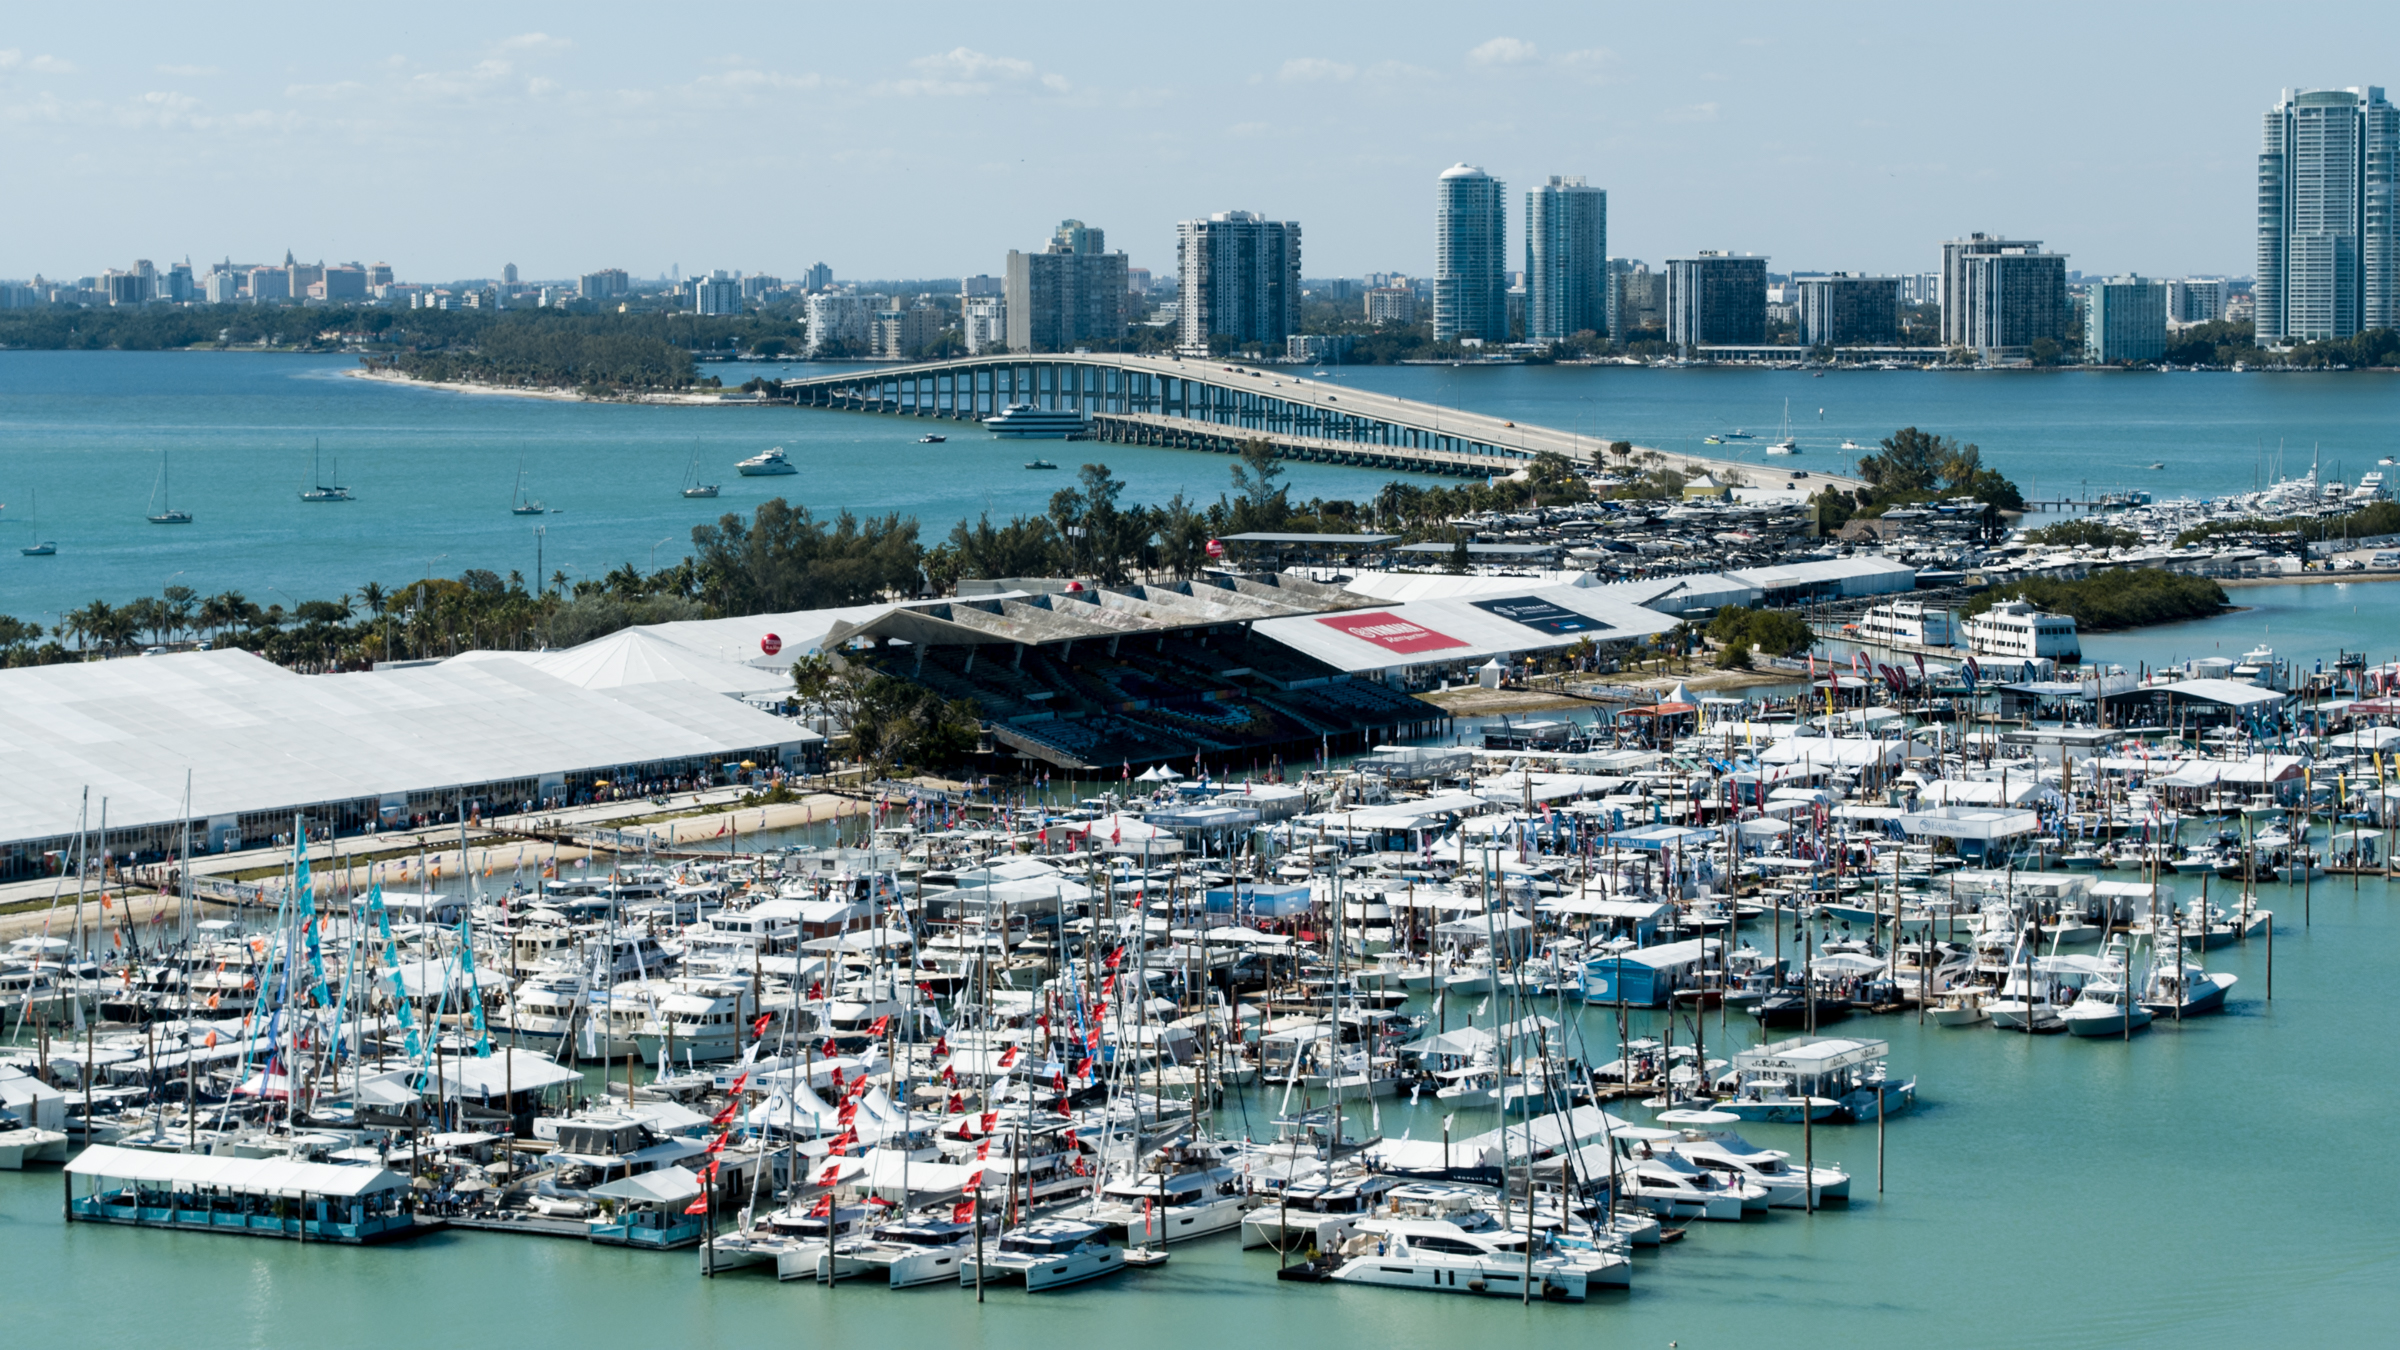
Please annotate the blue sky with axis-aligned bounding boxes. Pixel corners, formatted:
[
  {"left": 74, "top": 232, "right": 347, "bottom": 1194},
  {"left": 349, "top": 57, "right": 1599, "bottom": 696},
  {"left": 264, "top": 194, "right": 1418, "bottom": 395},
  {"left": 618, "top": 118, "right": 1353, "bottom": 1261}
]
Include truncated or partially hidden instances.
[{"left": 3, "top": 1, "right": 2393, "bottom": 285}]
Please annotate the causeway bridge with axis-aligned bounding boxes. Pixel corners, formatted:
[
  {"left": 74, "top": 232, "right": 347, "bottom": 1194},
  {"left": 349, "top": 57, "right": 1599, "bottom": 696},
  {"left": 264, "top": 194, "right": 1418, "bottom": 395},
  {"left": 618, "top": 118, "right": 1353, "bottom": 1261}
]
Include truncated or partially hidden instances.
[{"left": 766, "top": 353, "right": 1859, "bottom": 488}]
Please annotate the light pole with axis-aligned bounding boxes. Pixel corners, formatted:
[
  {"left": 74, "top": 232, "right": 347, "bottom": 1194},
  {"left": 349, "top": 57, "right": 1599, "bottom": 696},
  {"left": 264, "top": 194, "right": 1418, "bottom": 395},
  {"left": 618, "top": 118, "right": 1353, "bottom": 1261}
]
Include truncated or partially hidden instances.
[
  {"left": 534, "top": 527, "right": 545, "bottom": 596},
  {"left": 648, "top": 536, "right": 674, "bottom": 573}
]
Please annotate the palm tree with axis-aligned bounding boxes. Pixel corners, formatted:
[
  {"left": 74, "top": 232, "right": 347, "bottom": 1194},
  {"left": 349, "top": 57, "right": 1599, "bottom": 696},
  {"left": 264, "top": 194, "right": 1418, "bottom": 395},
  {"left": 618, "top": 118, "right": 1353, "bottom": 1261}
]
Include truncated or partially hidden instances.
[{"left": 359, "top": 581, "right": 387, "bottom": 616}]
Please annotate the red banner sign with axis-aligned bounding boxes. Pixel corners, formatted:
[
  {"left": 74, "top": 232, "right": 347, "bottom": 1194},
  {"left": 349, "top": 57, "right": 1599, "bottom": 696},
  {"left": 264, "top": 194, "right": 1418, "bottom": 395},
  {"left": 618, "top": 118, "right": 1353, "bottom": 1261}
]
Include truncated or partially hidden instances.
[{"left": 1316, "top": 611, "right": 1468, "bottom": 654}]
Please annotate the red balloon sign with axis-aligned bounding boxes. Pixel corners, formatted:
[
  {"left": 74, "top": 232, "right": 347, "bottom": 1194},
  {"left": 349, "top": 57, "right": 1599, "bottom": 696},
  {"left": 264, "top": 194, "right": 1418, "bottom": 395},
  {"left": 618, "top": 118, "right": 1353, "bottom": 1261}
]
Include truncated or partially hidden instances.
[
  {"left": 760, "top": 632, "right": 783, "bottom": 656},
  {"left": 1205, "top": 538, "right": 1225, "bottom": 559}
]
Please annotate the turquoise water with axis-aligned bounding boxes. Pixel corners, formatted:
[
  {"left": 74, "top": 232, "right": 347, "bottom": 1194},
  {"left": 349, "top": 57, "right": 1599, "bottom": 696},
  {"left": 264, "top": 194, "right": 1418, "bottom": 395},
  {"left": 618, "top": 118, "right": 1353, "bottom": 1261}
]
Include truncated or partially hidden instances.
[
  {"left": 7, "top": 748, "right": 2397, "bottom": 1347},
  {"left": 5, "top": 352, "right": 2399, "bottom": 620}
]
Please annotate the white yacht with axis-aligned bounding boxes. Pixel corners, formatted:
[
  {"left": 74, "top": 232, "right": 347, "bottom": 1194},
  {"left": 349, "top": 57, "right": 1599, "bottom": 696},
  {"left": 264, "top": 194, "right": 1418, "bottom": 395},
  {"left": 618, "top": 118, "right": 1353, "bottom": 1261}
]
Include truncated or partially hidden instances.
[
  {"left": 736, "top": 446, "right": 800, "bottom": 476},
  {"left": 962, "top": 1217, "right": 1126, "bottom": 1291},
  {"left": 1612, "top": 1145, "right": 1764, "bottom": 1220},
  {"left": 1320, "top": 1190, "right": 1624, "bottom": 1302},
  {"left": 1654, "top": 1111, "right": 1850, "bottom": 1208},
  {"left": 1961, "top": 600, "right": 2081, "bottom": 662},
  {"left": 981, "top": 404, "right": 1089, "bottom": 440},
  {"left": 1854, "top": 601, "right": 1953, "bottom": 648},
  {"left": 1062, "top": 1144, "right": 1255, "bottom": 1243}
]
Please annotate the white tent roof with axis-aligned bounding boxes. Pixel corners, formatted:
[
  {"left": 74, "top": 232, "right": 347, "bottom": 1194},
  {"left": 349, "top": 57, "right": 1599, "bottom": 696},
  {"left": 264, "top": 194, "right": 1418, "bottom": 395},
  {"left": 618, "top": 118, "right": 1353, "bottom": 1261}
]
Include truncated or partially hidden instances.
[
  {"left": 529, "top": 628, "right": 793, "bottom": 699},
  {"left": 0, "top": 649, "right": 818, "bottom": 847},
  {"left": 69, "top": 1143, "right": 409, "bottom": 1198}
]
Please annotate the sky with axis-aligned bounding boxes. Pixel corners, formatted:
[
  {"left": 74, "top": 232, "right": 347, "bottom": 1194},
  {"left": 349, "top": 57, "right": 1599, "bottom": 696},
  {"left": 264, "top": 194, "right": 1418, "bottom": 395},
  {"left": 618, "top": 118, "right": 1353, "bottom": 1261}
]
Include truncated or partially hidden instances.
[{"left": 4, "top": 1, "right": 2396, "bottom": 286}]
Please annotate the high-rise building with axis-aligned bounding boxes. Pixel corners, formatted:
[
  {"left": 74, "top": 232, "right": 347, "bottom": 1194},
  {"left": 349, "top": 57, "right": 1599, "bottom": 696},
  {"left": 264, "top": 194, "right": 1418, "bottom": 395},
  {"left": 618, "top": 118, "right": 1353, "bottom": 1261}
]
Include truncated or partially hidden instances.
[
  {"left": 960, "top": 274, "right": 1004, "bottom": 299},
  {"left": 963, "top": 296, "right": 1007, "bottom": 353},
  {"left": 693, "top": 272, "right": 742, "bottom": 315},
  {"left": 321, "top": 265, "right": 367, "bottom": 303},
  {"left": 1524, "top": 176, "right": 1607, "bottom": 343},
  {"left": 2085, "top": 275, "right": 2168, "bottom": 363},
  {"left": 1004, "top": 219, "right": 1130, "bottom": 353},
  {"left": 204, "top": 266, "right": 241, "bottom": 304},
  {"left": 248, "top": 267, "right": 291, "bottom": 303},
  {"left": 367, "top": 262, "right": 394, "bottom": 287},
  {"left": 2162, "top": 277, "right": 2230, "bottom": 325},
  {"left": 801, "top": 263, "right": 833, "bottom": 292},
  {"left": 103, "top": 269, "right": 147, "bottom": 305},
  {"left": 578, "top": 268, "right": 630, "bottom": 301},
  {"left": 1664, "top": 252, "right": 1767, "bottom": 349},
  {"left": 871, "top": 305, "right": 945, "bottom": 359},
  {"left": 803, "top": 292, "right": 873, "bottom": 355},
  {"left": 1364, "top": 286, "right": 1418, "bottom": 325},
  {"left": 503, "top": 263, "right": 519, "bottom": 286},
  {"left": 1174, "top": 210, "right": 1301, "bottom": 354},
  {"left": 1941, "top": 235, "right": 2069, "bottom": 356},
  {"left": 1607, "top": 259, "right": 1660, "bottom": 341},
  {"left": 1795, "top": 274, "right": 1900, "bottom": 348},
  {"left": 1434, "top": 164, "right": 1507, "bottom": 342},
  {"left": 2256, "top": 86, "right": 2398, "bottom": 345}
]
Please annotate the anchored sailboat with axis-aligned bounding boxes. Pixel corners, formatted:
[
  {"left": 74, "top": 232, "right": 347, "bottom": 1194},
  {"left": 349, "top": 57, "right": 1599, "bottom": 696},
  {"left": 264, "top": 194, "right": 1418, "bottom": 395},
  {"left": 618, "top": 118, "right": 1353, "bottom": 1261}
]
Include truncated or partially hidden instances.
[
  {"left": 17, "top": 488, "right": 56, "bottom": 555},
  {"left": 511, "top": 460, "right": 548, "bottom": 516},
  {"left": 300, "top": 439, "right": 352, "bottom": 502},
  {"left": 147, "top": 451, "right": 193, "bottom": 525},
  {"left": 680, "top": 443, "right": 720, "bottom": 499}
]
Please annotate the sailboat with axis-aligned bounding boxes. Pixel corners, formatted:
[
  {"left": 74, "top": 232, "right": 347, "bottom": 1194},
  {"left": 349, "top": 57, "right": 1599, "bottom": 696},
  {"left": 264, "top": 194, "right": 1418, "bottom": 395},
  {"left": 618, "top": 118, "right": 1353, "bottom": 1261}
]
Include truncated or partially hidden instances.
[
  {"left": 511, "top": 461, "right": 548, "bottom": 516},
  {"left": 18, "top": 489, "right": 56, "bottom": 555},
  {"left": 1764, "top": 399, "right": 1799, "bottom": 455},
  {"left": 680, "top": 444, "right": 720, "bottom": 499},
  {"left": 300, "top": 440, "right": 352, "bottom": 502},
  {"left": 147, "top": 451, "right": 193, "bottom": 525}
]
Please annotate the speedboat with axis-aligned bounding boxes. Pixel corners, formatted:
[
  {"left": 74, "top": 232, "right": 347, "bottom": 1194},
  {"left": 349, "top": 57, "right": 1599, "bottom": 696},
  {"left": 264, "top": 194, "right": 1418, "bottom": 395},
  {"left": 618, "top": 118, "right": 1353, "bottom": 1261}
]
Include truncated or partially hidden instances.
[
  {"left": 963, "top": 1217, "right": 1125, "bottom": 1292},
  {"left": 1931, "top": 988, "right": 1991, "bottom": 1027},
  {"left": 2061, "top": 979, "right": 2152, "bottom": 1038},
  {"left": 916, "top": 433, "right": 947, "bottom": 443},
  {"left": 736, "top": 446, "right": 799, "bottom": 476}
]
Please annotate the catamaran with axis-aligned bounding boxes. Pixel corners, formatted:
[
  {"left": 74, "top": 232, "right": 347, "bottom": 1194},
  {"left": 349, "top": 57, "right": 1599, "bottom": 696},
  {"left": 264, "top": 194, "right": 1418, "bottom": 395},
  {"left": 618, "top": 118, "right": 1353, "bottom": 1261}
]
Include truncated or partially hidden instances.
[{"left": 300, "top": 440, "right": 352, "bottom": 501}]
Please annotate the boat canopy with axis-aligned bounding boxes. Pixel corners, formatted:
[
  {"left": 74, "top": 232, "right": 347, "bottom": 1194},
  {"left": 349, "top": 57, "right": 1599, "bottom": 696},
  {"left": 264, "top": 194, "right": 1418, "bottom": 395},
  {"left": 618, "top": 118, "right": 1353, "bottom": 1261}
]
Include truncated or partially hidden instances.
[{"left": 68, "top": 1144, "right": 408, "bottom": 1198}]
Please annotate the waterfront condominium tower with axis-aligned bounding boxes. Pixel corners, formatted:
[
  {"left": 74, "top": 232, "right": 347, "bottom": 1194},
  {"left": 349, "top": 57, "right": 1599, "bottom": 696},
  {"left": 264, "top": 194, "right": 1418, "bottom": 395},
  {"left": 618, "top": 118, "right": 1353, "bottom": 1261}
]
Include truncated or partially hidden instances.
[
  {"left": 1174, "top": 210, "right": 1302, "bottom": 354},
  {"left": 1524, "top": 176, "right": 1608, "bottom": 343},
  {"left": 1664, "top": 252, "right": 1767, "bottom": 350},
  {"left": 2256, "top": 86, "right": 2398, "bottom": 346},
  {"left": 1939, "top": 234, "right": 2069, "bottom": 357},
  {"left": 1005, "top": 219, "right": 1131, "bottom": 353},
  {"left": 1434, "top": 164, "right": 1508, "bottom": 343}
]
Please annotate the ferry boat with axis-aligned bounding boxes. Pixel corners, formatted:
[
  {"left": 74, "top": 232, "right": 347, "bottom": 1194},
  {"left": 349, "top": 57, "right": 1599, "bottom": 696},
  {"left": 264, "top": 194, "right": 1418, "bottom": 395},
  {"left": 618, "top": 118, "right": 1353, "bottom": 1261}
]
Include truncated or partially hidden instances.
[
  {"left": 982, "top": 404, "right": 1089, "bottom": 440},
  {"left": 1960, "top": 600, "right": 2080, "bottom": 663},
  {"left": 1854, "top": 601, "right": 1952, "bottom": 648},
  {"left": 737, "top": 446, "right": 800, "bottom": 476}
]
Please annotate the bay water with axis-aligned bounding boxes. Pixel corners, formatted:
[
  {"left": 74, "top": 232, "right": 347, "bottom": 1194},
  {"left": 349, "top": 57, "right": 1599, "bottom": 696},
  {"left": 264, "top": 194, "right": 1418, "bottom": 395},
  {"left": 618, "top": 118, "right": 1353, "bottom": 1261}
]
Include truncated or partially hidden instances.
[{"left": 4, "top": 352, "right": 2397, "bottom": 621}]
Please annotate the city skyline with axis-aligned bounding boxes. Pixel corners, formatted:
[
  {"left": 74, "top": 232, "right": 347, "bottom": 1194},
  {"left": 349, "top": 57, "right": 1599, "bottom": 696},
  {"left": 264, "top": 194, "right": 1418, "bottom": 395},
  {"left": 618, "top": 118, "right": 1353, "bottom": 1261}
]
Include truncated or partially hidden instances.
[{"left": 4, "top": 2, "right": 2394, "bottom": 283}]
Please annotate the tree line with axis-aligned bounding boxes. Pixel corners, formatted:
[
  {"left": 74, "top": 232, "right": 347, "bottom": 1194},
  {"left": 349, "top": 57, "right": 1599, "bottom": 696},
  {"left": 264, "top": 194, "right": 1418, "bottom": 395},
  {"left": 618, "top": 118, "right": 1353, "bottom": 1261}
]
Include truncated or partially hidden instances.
[{"left": 1962, "top": 568, "right": 2227, "bottom": 632}]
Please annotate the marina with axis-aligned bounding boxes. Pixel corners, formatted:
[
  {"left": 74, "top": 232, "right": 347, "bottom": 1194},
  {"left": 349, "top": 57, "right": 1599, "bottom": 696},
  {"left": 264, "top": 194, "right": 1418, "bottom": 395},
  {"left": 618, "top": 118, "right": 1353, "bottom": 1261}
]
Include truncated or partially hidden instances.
[{"left": 5, "top": 585, "right": 2397, "bottom": 1346}]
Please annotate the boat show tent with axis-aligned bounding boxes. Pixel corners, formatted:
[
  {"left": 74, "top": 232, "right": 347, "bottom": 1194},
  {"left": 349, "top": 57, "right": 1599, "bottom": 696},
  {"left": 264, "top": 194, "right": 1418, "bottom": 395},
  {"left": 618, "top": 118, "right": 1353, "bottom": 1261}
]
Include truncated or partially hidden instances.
[
  {"left": 0, "top": 648, "right": 820, "bottom": 871},
  {"left": 68, "top": 1144, "right": 411, "bottom": 1199},
  {"left": 525, "top": 628, "right": 797, "bottom": 701}
]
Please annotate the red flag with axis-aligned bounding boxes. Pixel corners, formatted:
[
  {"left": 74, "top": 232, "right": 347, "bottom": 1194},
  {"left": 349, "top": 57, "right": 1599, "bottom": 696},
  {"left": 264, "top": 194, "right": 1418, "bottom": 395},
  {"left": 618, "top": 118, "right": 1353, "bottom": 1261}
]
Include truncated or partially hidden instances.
[
  {"left": 712, "top": 1100, "right": 740, "bottom": 1128},
  {"left": 975, "top": 1139, "right": 991, "bottom": 1160},
  {"left": 837, "top": 1102, "right": 858, "bottom": 1125},
  {"left": 751, "top": 1013, "right": 772, "bottom": 1039},
  {"left": 866, "top": 1015, "right": 891, "bottom": 1038},
  {"left": 918, "top": 983, "right": 938, "bottom": 1000},
  {"left": 829, "top": 1067, "right": 844, "bottom": 1094},
  {"left": 822, "top": 1038, "right": 840, "bottom": 1058},
  {"left": 945, "top": 1092, "right": 965, "bottom": 1113},
  {"left": 951, "top": 1199, "right": 977, "bottom": 1224},
  {"left": 1105, "top": 947, "right": 1125, "bottom": 970},
  {"left": 932, "top": 1035, "right": 949, "bottom": 1057},
  {"left": 684, "top": 1195, "right": 711, "bottom": 1215},
  {"left": 978, "top": 1111, "right": 997, "bottom": 1134},
  {"left": 996, "top": 1045, "right": 1018, "bottom": 1069},
  {"left": 808, "top": 1193, "right": 834, "bottom": 1217},
  {"left": 941, "top": 1065, "right": 958, "bottom": 1086},
  {"left": 706, "top": 1132, "right": 729, "bottom": 1154},
  {"left": 1073, "top": 1056, "right": 1093, "bottom": 1078}
]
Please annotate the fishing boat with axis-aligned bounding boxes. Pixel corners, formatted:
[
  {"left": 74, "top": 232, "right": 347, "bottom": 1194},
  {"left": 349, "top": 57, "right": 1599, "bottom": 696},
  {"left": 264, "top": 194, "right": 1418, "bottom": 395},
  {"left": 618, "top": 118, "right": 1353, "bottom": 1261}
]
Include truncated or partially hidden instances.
[
  {"left": 736, "top": 446, "right": 799, "bottom": 476},
  {"left": 146, "top": 452, "right": 193, "bottom": 524},
  {"left": 300, "top": 440, "right": 352, "bottom": 501},
  {"left": 17, "top": 489, "right": 56, "bottom": 555},
  {"left": 2136, "top": 957, "right": 2237, "bottom": 1017},
  {"left": 2061, "top": 978, "right": 2153, "bottom": 1038}
]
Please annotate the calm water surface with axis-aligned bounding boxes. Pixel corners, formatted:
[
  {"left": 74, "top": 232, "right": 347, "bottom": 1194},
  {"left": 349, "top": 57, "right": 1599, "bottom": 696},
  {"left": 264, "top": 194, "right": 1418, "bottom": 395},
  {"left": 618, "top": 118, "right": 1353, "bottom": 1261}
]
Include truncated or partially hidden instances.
[{"left": 4, "top": 352, "right": 2398, "bottom": 620}]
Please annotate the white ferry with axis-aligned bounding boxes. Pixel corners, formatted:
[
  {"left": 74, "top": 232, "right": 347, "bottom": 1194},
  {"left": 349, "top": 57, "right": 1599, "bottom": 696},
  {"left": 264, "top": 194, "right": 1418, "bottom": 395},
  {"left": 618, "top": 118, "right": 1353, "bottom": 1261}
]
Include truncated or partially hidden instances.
[
  {"left": 737, "top": 446, "right": 800, "bottom": 476},
  {"left": 1960, "top": 599, "right": 2080, "bottom": 663},
  {"left": 1854, "top": 600, "right": 1952, "bottom": 648},
  {"left": 981, "top": 404, "right": 1089, "bottom": 439}
]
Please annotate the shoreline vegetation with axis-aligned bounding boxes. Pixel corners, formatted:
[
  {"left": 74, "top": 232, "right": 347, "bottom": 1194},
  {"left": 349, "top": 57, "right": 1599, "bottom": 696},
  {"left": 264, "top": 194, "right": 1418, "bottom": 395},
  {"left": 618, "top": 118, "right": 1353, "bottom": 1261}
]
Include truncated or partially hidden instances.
[{"left": 1961, "top": 567, "right": 2229, "bottom": 632}]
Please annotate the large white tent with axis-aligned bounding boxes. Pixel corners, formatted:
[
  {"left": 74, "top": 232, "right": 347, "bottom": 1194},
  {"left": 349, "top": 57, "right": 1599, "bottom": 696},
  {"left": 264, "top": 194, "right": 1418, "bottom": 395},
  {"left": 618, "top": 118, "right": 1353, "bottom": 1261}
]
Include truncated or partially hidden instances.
[{"left": 0, "top": 649, "right": 819, "bottom": 867}]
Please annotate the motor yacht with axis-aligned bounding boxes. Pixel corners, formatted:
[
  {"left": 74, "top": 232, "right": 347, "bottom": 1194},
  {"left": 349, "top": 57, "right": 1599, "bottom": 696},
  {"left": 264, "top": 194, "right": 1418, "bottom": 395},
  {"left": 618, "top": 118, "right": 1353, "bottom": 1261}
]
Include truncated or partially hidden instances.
[
  {"left": 736, "top": 446, "right": 800, "bottom": 476},
  {"left": 962, "top": 1217, "right": 1126, "bottom": 1291}
]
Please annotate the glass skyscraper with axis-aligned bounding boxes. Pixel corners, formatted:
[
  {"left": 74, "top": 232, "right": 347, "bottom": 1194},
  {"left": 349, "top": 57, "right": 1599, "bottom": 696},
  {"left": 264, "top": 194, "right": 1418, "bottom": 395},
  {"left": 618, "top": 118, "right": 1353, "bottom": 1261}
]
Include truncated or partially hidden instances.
[
  {"left": 1524, "top": 176, "right": 1607, "bottom": 344},
  {"left": 1434, "top": 164, "right": 1507, "bottom": 343},
  {"left": 2256, "top": 86, "right": 2398, "bottom": 345}
]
